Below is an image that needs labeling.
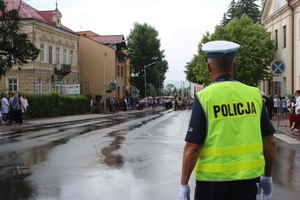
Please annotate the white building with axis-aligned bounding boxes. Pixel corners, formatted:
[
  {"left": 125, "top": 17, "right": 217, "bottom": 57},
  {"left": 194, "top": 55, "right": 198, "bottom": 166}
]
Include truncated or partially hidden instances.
[{"left": 260, "top": 0, "right": 300, "bottom": 95}]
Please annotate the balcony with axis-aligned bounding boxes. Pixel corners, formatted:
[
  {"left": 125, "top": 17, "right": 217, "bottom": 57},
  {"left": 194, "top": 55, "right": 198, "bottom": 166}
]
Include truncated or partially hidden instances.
[
  {"left": 54, "top": 64, "right": 72, "bottom": 76},
  {"left": 117, "top": 52, "right": 126, "bottom": 63}
]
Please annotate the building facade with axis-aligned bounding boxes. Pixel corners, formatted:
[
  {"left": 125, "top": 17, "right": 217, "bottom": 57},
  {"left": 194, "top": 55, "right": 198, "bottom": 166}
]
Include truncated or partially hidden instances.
[
  {"left": 77, "top": 31, "right": 128, "bottom": 99},
  {"left": 260, "top": 0, "right": 300, "bottom": 95},
  {"left": 0, "top": 0, "right": 80, "bottom": 93}
]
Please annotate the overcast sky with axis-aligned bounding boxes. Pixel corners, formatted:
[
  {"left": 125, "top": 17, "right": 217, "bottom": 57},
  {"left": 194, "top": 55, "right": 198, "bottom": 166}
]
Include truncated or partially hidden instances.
[{"left": 24, "top": 0, "right": 262, "bottom": 83}]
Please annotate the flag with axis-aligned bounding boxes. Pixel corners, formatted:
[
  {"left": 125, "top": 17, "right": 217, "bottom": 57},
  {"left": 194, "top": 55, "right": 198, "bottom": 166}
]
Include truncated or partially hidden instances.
[{"left": 149, "top": 83, "right": 153, "bottom": 89}]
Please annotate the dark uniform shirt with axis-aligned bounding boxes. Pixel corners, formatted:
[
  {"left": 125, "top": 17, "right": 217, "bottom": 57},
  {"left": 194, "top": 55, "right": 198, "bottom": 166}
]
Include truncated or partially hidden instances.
[{"left": 185, "top": 74, "right": 276, "bottom": 144}]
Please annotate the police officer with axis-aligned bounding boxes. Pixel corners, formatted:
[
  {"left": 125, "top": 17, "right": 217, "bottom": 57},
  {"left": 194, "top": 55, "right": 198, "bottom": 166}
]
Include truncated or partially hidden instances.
[{"left": 179, "top": 41, "right": 276, "bottom": 200}]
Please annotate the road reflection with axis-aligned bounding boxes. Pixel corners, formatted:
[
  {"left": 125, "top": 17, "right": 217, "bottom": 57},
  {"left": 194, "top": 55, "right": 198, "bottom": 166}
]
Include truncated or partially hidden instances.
[
  {"left": 274, "top": 143, "right": 300, "bottom": 190},
  {"left": 0, "top": 109, "right": 164, "bottom": 199}
]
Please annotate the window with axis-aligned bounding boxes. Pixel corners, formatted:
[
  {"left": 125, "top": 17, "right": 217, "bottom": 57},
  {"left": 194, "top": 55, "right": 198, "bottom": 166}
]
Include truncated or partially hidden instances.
[
  {"left": 56, "top": 47, "right": 61, "bottom": 64},
  {"left": 40, "top": 43, "right": 45, "bottom": 62},
  {"left": 283, "top": 25, "right": 286, "bottom": 48},
  {"left": 73, "top": 80, "right": 76, "bottom": 84},
  {"left": 7, "top": 77, "right": 18, "bottom": 91},
  {"left": 121, "top": 66, "right": 123, "bottom": 77},
  {"left": 70, "top": 50, "right": 74, "bottom": 66},
  {"left": 38, "top": 78, "right": 42, "bottom": 93},
  {"left": 275, "top": 29, "right": 278, "bottom": 51},
  {"left": 64, "top": 48, "right": 68, "bottom": 64},
  {"left": 118, "top": 66, "right": 120, "bottom": 76},
  {"left": 67, "top": 80, "right": 70, "bottom": 84},
  {"left": 46, "top": 79, "right": 50, "bottom": 92},
  {"left": 49, "top": 45, "right": 53, "bottom": 64}
]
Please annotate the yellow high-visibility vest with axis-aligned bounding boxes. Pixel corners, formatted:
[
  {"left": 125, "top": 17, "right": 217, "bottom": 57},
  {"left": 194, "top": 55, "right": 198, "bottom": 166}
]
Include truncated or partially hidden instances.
[{"left": 195, "top": 81, "right": 264, "bottom": 181}]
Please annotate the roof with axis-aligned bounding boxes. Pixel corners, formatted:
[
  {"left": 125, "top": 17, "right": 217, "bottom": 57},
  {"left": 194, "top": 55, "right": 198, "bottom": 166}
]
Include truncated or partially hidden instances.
[
  {"left": 88, "top": 35, "right": 125, "bottom": 45},
  {"left": 4, "top": 0, "right": 77, "bottom": 34},
  {"left": 87, "top": 35, "right": 127, "bottom": 48}
]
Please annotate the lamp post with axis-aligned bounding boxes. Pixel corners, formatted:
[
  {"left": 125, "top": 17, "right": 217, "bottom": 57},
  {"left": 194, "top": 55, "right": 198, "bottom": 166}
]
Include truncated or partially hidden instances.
[
  {"left": 144, "top": 62, "right": 156, "bottom": 98},
  {"left": 103, "top": 40, "right": 125, "bottom": 112}
]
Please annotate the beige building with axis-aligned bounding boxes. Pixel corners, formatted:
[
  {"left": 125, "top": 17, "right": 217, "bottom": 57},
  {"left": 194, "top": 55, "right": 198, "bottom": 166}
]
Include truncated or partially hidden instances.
[
  {"left": 77, "top": 31, "right": 128, "bottom": 99},
  {"left": 0, "top": 0, "right": 79, "bottom": 93},
  {"left": 260, "top": 0, "right": 300, "bottom": 95}
]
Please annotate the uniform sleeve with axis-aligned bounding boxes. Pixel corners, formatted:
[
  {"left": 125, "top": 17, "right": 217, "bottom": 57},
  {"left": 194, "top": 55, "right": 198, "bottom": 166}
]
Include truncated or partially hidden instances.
[
  {"left": 185, "top": 95, "right": 207, "bottom": 144},
  {"left": 261, "top": 103, "right": 276, "bottom": 137}
]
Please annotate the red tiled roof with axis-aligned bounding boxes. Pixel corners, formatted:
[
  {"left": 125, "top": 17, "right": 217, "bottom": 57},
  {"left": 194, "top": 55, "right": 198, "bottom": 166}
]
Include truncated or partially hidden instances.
[
  {"left": 88, "top": 35, "right": 125, "bottom": 45},
  {"left": 4, "top": 0, "right": 77, "bottom": 34}
]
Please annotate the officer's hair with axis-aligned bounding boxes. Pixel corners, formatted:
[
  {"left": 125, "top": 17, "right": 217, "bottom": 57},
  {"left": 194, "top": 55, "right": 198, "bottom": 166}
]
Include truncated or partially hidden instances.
[{"left": 208, "top": 56, "right": 236, "bottom": 73}]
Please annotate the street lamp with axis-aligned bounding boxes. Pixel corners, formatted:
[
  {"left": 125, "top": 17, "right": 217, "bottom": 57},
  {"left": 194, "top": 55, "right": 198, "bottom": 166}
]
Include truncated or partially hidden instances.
[
  {"left": 180, "top": 80, "right": 186, "bottom": 99},
  {"left": 103, "top": 40, "right": 125, "bottom": 112},
  {"left": 144, "top": 62, "right": 156, "bottom": 98}
]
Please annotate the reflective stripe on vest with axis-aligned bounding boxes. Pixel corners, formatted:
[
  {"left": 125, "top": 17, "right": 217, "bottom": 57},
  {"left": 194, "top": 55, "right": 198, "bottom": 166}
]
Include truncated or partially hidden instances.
[{"left": 195, "top": 81, "right": 264, "bottom": 181}]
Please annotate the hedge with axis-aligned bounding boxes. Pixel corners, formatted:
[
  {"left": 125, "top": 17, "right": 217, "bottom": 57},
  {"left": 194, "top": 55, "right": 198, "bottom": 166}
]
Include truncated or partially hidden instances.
[{"left": 19, "top": 92, "right": 92, "bottom": 119}]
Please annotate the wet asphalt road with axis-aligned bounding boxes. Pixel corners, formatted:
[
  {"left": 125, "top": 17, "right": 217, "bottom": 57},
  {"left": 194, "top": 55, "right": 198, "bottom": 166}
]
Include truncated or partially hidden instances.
[{"left": 0, "top": 109, "right": 300, "bottom": 199}]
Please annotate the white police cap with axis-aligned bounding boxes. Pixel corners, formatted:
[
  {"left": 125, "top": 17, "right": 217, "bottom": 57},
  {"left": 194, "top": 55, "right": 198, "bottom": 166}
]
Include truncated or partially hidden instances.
[{"left": 202, "top": 40, "right": 240, "bottom": 58}]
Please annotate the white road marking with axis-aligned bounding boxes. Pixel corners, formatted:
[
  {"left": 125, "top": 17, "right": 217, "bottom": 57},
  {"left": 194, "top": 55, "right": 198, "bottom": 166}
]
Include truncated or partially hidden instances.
[{"left": 274, "top": 133, "right": 300, "bottom": 144}]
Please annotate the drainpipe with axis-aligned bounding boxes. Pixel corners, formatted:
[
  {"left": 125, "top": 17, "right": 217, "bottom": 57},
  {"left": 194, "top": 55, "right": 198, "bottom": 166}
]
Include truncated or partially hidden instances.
[
  {"left": 33, "top": 22, "right": 36, "bottom": 94},
  {"left": 287, "top": 0, "right": 294, "bottom": 93},
  {"left": 77, "top": 37, "right": 80, "bottom": 91}
]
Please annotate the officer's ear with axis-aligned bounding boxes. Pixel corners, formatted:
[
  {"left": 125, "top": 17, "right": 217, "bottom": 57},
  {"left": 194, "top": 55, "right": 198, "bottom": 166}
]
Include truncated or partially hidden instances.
[
  {"left": 233, "top": 62, "right": 237, "bottom": 72},
  {"left": 206, "top": 61, "right": 212, "bottom": 73}
]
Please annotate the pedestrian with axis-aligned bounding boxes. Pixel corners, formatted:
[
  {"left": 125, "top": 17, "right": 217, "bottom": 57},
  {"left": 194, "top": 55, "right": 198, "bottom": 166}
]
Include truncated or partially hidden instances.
[
  {"left": 179, "top": 41, "right": 276, "bottom": 200},
  {"left": 183, "top": 99, "right": 188, "bottom": 110},
  {"left": 20, "top": 95, "right": 29, "bottom": 121},
  {"left": 114, "top": 97, "right": 119, "bottom": 113},
  {"left": 289, "top": 93, "right": 297, "bottom": 131},
  {"left": 1, "top": 92, "right": 9, "bottom": 123},
  {"left": 291, "top": 90, "right": 300, "bottom": 133},
  {"left": 6, "top": 91, "right": 23, "bottom": 126},
  {"left": 273, "top": 95, "right": 280, "bottom": 119},
  {"left": 265, "top": 95, "right": 274, "bottom": 120},
  {"left": 127, "top": 98, "right": 132, "bottom": 111},
  {"left": 123, "top": 98, "right": 127, "bottom": 111},
  {"left": 23, "top": 95, "right": 29, "bottom": 118},
  {"left": 280, "top": 96, "right": 288, "bottom": 119},
  {"left": 108, "top": 97, "right": 114, "bottom": 114}
]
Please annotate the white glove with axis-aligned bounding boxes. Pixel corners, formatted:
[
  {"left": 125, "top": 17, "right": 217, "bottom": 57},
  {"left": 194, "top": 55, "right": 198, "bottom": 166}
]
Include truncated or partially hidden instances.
[
  {"left": 257, "top": 175, "right": 273, "bottom": 200},
  {"left": 179, "top": 184, "right": 190, "bottom": 200}
]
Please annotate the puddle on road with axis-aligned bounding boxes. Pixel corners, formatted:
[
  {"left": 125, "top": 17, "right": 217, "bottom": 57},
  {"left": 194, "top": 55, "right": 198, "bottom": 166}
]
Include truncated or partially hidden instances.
[
  {"left": 274, "top": 144, "right": 300, "bottom": 189},
  {"left": 101, "top": 130, "right": 126, "bottom": 168},
  {"left": 0, "top": 109, "right": 168, "bottom": 199}
]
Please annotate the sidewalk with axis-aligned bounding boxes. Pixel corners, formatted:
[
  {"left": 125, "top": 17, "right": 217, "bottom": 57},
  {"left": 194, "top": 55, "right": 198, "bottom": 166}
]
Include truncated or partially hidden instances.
[
  {"left": 270, "top": 117, "right": 300, "bottom": 138},
  {"left": 0, "top": 106, "right": 162, "bottom": 133}
]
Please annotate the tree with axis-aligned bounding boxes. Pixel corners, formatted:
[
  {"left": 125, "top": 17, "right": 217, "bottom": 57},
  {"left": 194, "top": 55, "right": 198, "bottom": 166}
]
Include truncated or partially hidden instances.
[
  {"left": 165, "top": 84, "right": 174, "bottom": 95},
  {"left": 153, "top": 59, "right": 168, "bottom": 95},
  {"left": 220, "top": 12, "right": 230, "bottom": 27},
  {"left": 236, "top": 0, "right": 261, "bottom": 23},
  {"left": 221, "top": 0, "right": 261, "bottom": 26},
  {"left": 0, "top": 0, "right": 40, "bottom": 78},
  {"left": 227, "top": 0, "right": 238, "bottom": 19},
  {"left": 185, "top": 14, "right": 274, "bottom": 87},
  {"left": 126, "top": 22, "right": 167, "bottom": 97}
]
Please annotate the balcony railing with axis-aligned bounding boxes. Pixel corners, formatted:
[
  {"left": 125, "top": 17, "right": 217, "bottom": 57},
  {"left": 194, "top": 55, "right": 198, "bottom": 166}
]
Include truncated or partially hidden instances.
[{"left": 54, "top": 64, "right": 72, "bottom": 76}]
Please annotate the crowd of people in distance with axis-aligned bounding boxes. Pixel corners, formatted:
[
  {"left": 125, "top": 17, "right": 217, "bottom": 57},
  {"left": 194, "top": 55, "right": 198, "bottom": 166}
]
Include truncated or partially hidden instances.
[
  {"left": 105, "top": 96, "right": 194, "bottom": 114},
  {"left": 263, "top": 91, "right": 300, "bottom": 136},
  {"left": 174, "top": 97, "right": 194, "bottom": 111},
  {"left": 0, "top": 91, "right": 29, "bottom": 126}
]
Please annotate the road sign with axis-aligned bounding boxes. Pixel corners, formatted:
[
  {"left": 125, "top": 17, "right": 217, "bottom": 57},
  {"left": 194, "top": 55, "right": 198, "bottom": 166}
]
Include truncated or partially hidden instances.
[
  {"left": 273, "top": 76, "right": 283, "bottom": 82},
  {"left": 132, "top": 86, "right": 138, "bottom": 93},
  {"left": 109, "top": 82, "right": 117, "bottom": 91},
  {"left": 270, "top": 59, "right": 286, "bottom": 76}
]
